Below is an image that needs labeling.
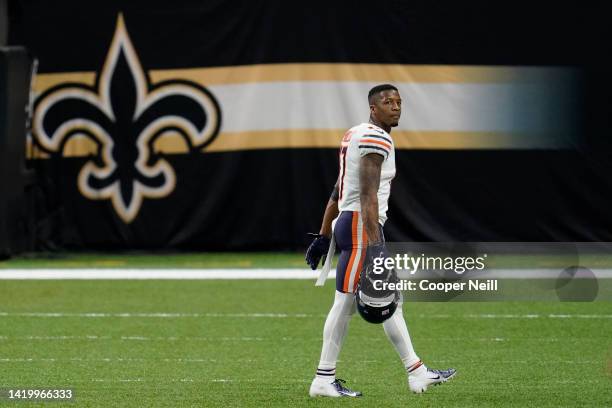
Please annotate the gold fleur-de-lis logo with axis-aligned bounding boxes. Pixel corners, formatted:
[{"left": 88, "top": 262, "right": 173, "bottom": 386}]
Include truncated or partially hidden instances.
[{"left": 32, "top": 13, "right": 221, "bottom": 223}]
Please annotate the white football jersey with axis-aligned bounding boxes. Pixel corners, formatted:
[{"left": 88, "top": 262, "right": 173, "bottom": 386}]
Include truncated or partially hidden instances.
[{"left": 337, "top": 122, "right": 396, "bottom": 225}]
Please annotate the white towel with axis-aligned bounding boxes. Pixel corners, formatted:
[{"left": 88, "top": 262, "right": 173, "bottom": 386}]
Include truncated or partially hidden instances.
[{"left": 315, "top": 217, "right": 338, "bottom": 286}]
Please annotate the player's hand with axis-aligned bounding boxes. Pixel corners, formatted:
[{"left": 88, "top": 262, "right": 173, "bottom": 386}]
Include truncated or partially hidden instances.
[
  {"left": 364, "top": 242, "right": 387, "bottom": 272},
  {"left": 305, "top": 233, "right": 330, "bottom": 270},
  {"left": 362, "top": 242, "right": 398, "bottom": 291}
]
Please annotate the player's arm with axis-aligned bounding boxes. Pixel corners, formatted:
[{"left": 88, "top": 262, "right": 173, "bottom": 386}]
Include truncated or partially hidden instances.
[
  {"left": 318, "top": 178, "right": 340, "bottom": 239},
  {"left": 359, "top": 153, "right": 384, "bottom": 244}
]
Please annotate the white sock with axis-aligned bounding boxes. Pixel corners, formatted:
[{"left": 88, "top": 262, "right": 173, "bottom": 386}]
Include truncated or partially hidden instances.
[
  {"left": 315, "top": 290, "right": 356, "bottom": 382},
  {"left": 382, "top": 299, "right": 421, "bottom": 372}
]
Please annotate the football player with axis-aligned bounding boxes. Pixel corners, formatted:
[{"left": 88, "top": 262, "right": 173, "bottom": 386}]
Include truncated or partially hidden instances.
[{"left": 306, "top": 84, "right": 456, "bottom": 397}]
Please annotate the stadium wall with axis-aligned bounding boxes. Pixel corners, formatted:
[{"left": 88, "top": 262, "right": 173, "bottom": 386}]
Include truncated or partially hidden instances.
[
  {"left": 6, "top": 0, "right": 612, "bottom": 250},
  {"left": 0, "top": 47, "right": 35, "bottom": 257}
]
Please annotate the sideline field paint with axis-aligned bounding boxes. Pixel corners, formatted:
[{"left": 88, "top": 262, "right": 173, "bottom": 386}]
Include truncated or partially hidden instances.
[{"left": 1, "top": 268, "right": 612, "bottom": 279}]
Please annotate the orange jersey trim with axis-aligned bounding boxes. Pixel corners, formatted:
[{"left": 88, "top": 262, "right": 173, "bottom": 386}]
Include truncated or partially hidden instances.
[{"left": 360, "top": 138, "right": 391, "bottom": 150}]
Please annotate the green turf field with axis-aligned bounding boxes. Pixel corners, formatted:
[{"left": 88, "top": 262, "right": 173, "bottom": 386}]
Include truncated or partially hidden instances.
[
  {"left": 0, "top": 278, "right": 611, "bottom": 407},
  {"left": 0, "top": 252, "right": 310, "bottom": 269}
]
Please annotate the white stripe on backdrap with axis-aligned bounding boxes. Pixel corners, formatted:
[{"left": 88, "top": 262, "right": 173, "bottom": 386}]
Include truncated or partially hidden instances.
[{"left": 209, "top": 81, "right": 572, "bottom": 134}]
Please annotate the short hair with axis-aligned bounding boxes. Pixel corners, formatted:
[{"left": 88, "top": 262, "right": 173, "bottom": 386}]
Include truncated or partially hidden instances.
[{"left": 368, "top": 84, "right": 398, "bottom": 104}]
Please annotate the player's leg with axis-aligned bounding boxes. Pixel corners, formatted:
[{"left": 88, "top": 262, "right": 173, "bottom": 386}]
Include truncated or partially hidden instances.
[
  {"left": 383, "top": 294, "right": 420, "bottom": 369},
  {"left": 310, "top": 211, "right": 364, "bottom": 398},
  {"left": 309, "top": 289, "right": 358, "bottom": 397},
  {"left": 383, "top": 294, "right": 457, "bottom": 393}
]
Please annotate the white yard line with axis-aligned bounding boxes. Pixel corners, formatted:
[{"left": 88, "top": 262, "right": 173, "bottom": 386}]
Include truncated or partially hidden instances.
[
  {"left": 0, "top": 335, "right": 591, "bottom": 343},
  {"left": 0, "top": 357, "right": 600, "bottom": 364},
  {"left": 1, "top": 268, "right": 612, "bottom": 279},
  {"left": 0, "top": 268, "right": 322, "bottom": 279},
  {"left": 0, "top": 311, "right": 611, "bottom": 319},
  {"left": 0, "top": 312, "right": 316, "bottom": 318}
]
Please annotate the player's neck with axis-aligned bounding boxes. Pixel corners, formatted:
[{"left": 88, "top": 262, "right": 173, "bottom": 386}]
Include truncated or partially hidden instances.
[{"left": 368, "top": 117, "right": 391, "bottom": 134}]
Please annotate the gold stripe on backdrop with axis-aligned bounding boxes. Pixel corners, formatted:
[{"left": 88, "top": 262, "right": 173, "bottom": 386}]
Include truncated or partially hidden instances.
[
  {"left": 148, "top": 64, "right": 527, "bottom": 85},
  {"left": 27, "top": 130, "right": 527, "bottom": 159},
  {"left": 33, "top": 72, "right": 97, "bottom": 93},
  {"left": 32, "top": 63, "right": 553, "bottom": 92},
  {"left": 203, "top": 130, "right": 523, "bottom": 152}
]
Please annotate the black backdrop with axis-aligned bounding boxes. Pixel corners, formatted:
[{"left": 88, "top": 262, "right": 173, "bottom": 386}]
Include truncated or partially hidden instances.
[{"left": 7, "top": 1, "right": 612, "bottom": 250}]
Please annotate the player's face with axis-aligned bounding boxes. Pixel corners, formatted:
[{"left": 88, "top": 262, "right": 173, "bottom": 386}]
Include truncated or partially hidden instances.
[{"left": 372, "top": 90, "right": 402, "bottom": 128}]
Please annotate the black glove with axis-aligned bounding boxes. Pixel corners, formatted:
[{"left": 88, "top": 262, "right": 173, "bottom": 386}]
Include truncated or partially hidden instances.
[{"left": 305, "top": 233, "right": 330, "bottom": 270}]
